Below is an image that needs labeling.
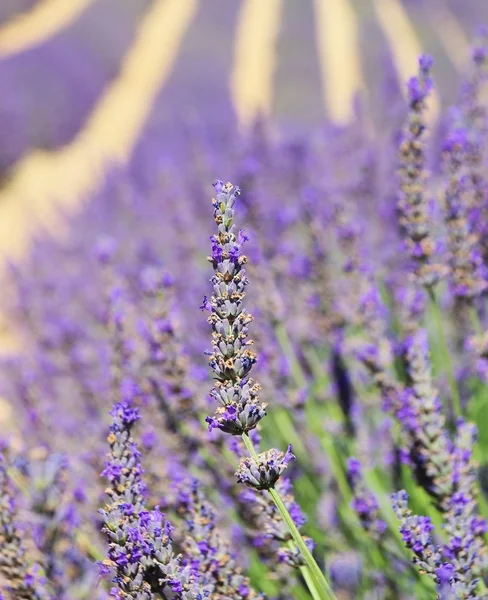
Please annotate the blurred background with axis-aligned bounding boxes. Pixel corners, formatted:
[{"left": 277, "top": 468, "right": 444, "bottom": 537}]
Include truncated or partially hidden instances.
[
  {"left": 0, "top": 0, "right": 487, "bottom": 331},
  {"left": 1, "top": 5, "right": 488, "bottom": 598}
]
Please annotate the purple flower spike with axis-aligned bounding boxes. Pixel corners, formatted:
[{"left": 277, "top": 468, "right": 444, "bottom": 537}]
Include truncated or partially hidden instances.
[
  {"left": 0, "top": 452, "right": 51, "bottom": 600},
  {"left": 22, "top": 451, "right": 95, "bottom": 597},
  {"left": 347, "top": 457, "right": 387, "bottom": 540},
  {"left": 392, "top": 490, "right": 454, "bottom": 595},
  {"left": 442, "top": 121, "right": 488, "bottom": 301},
  {"left": 100, "top": 401, "right": 198, "bottom": 598},
  {"left": 397, "top": 53, "right": 446, "bottom": 287},
  {"left": 202, "top": 182, "right": 267, "bottom": 435},
  {"left": 176, "top": 479, "right": 262, "bottom": 598},
  {"left": 235, "top": 446, "right": 295, "bottom": 490},
  {"left": 391, "top": 332, "right": 488, "bottom": 595},
  {"left": 458, "top": 28, "right": 488, "bottom": 266}
]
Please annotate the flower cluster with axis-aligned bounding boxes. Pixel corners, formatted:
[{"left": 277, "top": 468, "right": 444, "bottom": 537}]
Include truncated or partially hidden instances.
[
  {"left": 347, "top": 458, "right": 386, "bottom": 540},
  {"left": 459, "top": 29, "right": 488, "bottom": 260},
  {"left": 203, "top": 181, "right": 297, "bottom": 495},
  {"left": 21, "top": 451, "right": 95, "bottom": 599},
  {"left": 391, "top": 331, "right": 488, "bottom": 594},
  {"left": 100, "top": 402, "right": 187, "bottom": 598},
  {"left": 396, "top": 330, "right": 453, "bottom": 506},
  {"left": 397, "top": 55, "right": 445, "bottom": 287},
  {"left": 443, "top": 116, "right": 487, "bottom": 300},
  {"left": 176, "top": 479, "right": 262, "bottom": 599},
  {"left": 203, "top": 180, "right": 267, "bottom": 435},
  {"left": 0, "top": 452, "right": 51, "bottom": 600},
  {"left": 391, "top": 491, "right": 454, "bottom": 594},
  {"left": 442, "top": 420, "right": 488, "bottom": 597},
  {"left": 140, "top": 268, "right": 199, "bottom": 419},
  {"left": 139, "top": 267, "right": 206, "bottom": 455},
  {"left": 236, "top": 445, "right": 295, "bottom": 491}
]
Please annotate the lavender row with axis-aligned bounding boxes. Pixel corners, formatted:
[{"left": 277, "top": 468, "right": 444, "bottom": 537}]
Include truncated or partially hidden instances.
[
  {"left": 1, "top": 29, "right": 488, "bottom": 600},
  {"left": 0, "top": 0, "right": 151, "bottom": 175}
]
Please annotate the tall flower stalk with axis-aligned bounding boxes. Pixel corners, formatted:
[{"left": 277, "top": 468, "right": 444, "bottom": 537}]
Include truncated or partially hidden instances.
[
  {"left": 0, "top": 452, "right": 51, "bottom": 600},
  {"left": 201, "top": 180, "right": 337, "bottom": 600},
  {"left": 100, "top": 401, "right": 202, "bottom": 599},
  {"left": 392, "top": 331, "right": 488, "bottom": 597},
  {"left": 176, "top": 478, "right": 263, "bottom": 598},
  {"left": 459, "top": 30, "right": 488, "bottom": 262},
  {"left": 397, "top": 55, "right": 445, "bottom": 289},
  {"left": 397, "top": 54, "right": 461, "bottom": 415},
  {"left": 442, "top": 125, "right": 487, "bottom": 302}
]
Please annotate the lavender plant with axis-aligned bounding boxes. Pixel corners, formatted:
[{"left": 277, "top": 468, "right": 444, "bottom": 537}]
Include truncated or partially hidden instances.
[
  {"left": 442, "top": 125, "right": 487, "bottom": 302},
  {"left": 176, "top": 478, "right": 263, "bottom": 598},
  {"left": 397, "top": 55, "right": 445, "bottom": 289},
  {"left": 100, "top": 400, "right": 203, "bottom": 599},
  {"left": 4, "top": 23, "right": 488, "bottom": 600},
  {"left": 0, "top": 452, "right": 51, "bottom": 600},
  {"left": 202, "top": 180, "right": 336, "bottom": 599}
]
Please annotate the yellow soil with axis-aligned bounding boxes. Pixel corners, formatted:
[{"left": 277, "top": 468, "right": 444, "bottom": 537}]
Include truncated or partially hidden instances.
[
  {"left": 428, "top": 0, "right": 469, "bottom": 71},
  {"left": 0, "top": 0, "right": 95, "bottom": 57},
  {"left": 0, "top": 0, "right": 198, "bottom": 356},
  {"left": 231, "top": 0, "right": 283, "bottom": 130},
  {"left": 372, "top": 0, "right": 440, "bottom": 122},
  {"left": 313, "top": 0, "right": 365, "bottom": 124}
]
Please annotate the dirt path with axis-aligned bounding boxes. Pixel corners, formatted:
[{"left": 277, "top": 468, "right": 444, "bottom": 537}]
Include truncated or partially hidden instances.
[
  {"left": 314, "top": 0, "right": 365, "bottom": 124},
  {"left": 231, "top": 0, "right": 283, "bottom": 129},
  {"left": 372, "top": 0, "right": 440, "bottom": 120},
  {"left": 0, "top": 0, "right": 198, "bottom": 353},
  {"left": 0, "top": 0, "right": 94, "bottom": 57}
]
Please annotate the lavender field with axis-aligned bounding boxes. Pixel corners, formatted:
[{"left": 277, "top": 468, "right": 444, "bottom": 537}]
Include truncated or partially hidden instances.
[{"left": 2, "top": 1, "right": 488, "bottom": 599}]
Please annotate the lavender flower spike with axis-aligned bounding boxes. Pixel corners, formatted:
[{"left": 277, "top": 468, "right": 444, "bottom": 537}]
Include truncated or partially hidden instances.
[
  {"left": 460, "top": 30, "right": 488, "bottom": 261},
  {"left": 0, "top": 452, "right": 51, "bottom": 600},
  {"left": 236, "top": 445, "right": 296, "bottom": 490},
  {"left": 177, "top": 479, "right": 263, "bottom": 598},
  {"left": 347, "top": 458, "right": 386, "bottom": 540},
  {"left": 443, "top": 420, "right": 488, "bottom": 598},
  {"left": 203, "top": 182, "right": 337, "bottom": 599},
  {"left": 392, "top": 490, "right": 455, "bottom": 596},
  {"left": 398, "top": 329, "right": 453, "bottom": 506},
  {"left": 26, "top": 452, "right": 94, "bottom": 598},
  {"left": 203, "top": 180, "right": 267, "bottom": 435},
  {"left": 100, "top": 402, "right": 190, "bottom": 599},
  {"left": 442, "top": 124, "right": 487, "bottom": 300},
  {"left": 396, "top": 332, "right": 488, "bottom": 595},
  {"left": 397, "top": 55, "right": 446, "bottom": 287}
]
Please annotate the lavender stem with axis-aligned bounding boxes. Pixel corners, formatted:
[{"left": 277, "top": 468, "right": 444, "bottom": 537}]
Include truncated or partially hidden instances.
[
  {"left": 242, "top": 433, "right": 337, "bottom": 600},
  {"left": 298, "top": 561, "right": 322, "bottom": 600}
]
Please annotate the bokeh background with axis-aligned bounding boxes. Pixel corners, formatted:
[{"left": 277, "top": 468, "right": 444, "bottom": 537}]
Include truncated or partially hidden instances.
[
  {"left": 0, "top": 4, "right": 488, "bottom": 598},
  {"left": 0, "top": 0, "right": 487, "bottom": 348}
]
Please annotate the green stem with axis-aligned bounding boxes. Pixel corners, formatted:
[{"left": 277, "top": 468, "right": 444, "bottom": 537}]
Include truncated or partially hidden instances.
[
  {"left": 300, "top": 565, "right": 322, "bottom": 600},
  {"left": 242, "top": 433, "right": 337, "bottom": 600},
  {"left": 428, "top": 288, "right": 462, "bottom": 417},
  {"left": 268, "top": 487, "right": 335, "bottom": 600},
  {"left": 288, "top": 539, "right": 322, "bottom": 600}
]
